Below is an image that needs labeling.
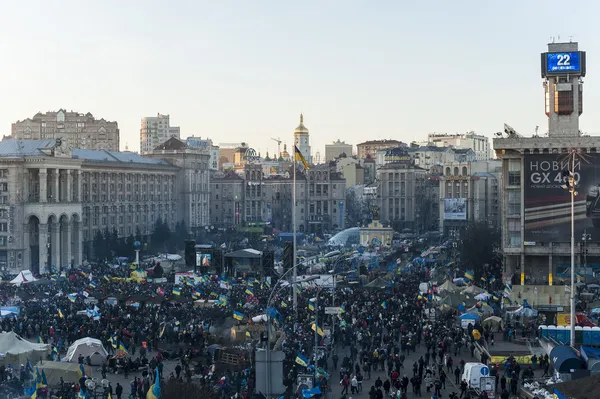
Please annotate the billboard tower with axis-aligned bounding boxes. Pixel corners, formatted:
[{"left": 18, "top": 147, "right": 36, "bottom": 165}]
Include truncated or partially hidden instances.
[{"left": 541, "top": 41, "right": 586, "bottom": 137}]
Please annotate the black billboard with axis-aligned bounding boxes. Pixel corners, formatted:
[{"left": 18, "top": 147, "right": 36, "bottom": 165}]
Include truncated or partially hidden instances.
[{"left": 524, "top": 154, "right": 598, "bottom": 243}]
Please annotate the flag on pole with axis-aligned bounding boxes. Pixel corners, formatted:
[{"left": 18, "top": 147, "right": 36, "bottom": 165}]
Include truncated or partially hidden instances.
[
  {"left": 152, "top": 367, "right": 161, "bottom": 398},
  {"left": 311, "top": 323, "right": 324, "bottom": 336},
  {"left": 67, "top": 294, "right": 77, "bottom": 303},
  {"left": 78, "top": 363, "right": 86, "bottom": 377},
  {"left": 172, "top": 287, "right": 181, "bottom": 296},
  {"left": 294, "top": 145, "right": 310, "bottom": 170},
  {"left": 245, "top": 288, "right": 254, "bottom": 296},
  {"left": 118, "top": 341, "right": 128, "bottom": 354},
  {"left": 464, "top": 270, "right": 474, "bottom": 281},
  {"left": 308, "top": 302, "right": 315, "bottom": 311},
  {"left": 233, "top": 311, "right": 245, "bottom": 321}
]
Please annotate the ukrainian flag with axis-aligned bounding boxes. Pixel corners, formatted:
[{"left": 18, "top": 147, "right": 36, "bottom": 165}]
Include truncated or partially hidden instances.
[
  {"left": 233, "top": 311, "right": 245, "bottom": 321},
  {"left": 38, "top": 336, "right": 44, "bottom": 344},
  {"left": 281, "top": 300, "right": 288, "bottom": 308},
  {"left": 58, "top": 309, "right": 64, "bottom": 319},
  {"left": 172, "top": 287, "right": 181, "bottom": 296},
  {"left": 247, "top": 280, "right": 254, "bottom": 287},
  {"left": 67, "top": 294, "right": 77, "bottom": 303},
  {"left": 294, "top": 145, "right": 310, "bottom": 170},
  {"left": 308, "top": 302, "right": 315, "bottom": 312},
  {"left": 295, "top": 353, "right": 309, "bottom": 367},
  {"left": 31, "top": 389, "right": 38, "bottom": 399},
  {"left": 381, "top": 300, "right": 387, "bottom": 309},
  {"left": 311, "top": 323, "right": 324, "bottom": 336},
  {"left": 118, "top": 341, "right": 128, "bottom": 354},
  {"left": 489, "top": 276, "right": 496, "bottom": 284},
  {"left": 340, "top": 305, "right": 346, "bottom": 313},
  {"left": 78, "top": 363, "right": 86, "bottom": 377},
  {"left": 246, "top": 331, "right": 252, "bottom": 339},
  {"left": 245, "top": 288, "right": 254, "bottom": 296},
  {"left": 464, "top": 270, "right": 474, "bottom": 280},
  {"left": 89, "top": 281, "right": 97, "bottom": 289},
  {"left": 104, "top": 275, "right": 110, "bottom": 282}
]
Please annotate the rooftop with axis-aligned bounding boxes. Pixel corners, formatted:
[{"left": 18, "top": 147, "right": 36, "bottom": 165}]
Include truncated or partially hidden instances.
[
  {"left": 357, "top": 139, "right": 404, "bottom": 146},
  {"left": 0, "top": 138, "right": 57, "bottom": 157},
  {"left": 72, "top": 149, "right": 169, "bottom": 165}
]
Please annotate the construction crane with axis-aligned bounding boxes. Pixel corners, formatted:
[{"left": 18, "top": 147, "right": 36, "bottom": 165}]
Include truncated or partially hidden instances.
[{"left": 271, "top": 137, "right": 282, "bottom": 157}]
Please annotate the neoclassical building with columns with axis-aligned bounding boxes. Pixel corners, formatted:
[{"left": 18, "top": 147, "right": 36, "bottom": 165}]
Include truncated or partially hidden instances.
[{"left": 0, "top": 138, "right": 210, "bottom": 274}]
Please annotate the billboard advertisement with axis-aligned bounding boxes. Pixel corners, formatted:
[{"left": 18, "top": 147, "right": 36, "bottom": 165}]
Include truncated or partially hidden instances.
[
  {"left": 524, "top": 154, "right": 598, "bottom": 243},
  {"left": 444, "top": 198, "right": 467, "bottom": 220}
]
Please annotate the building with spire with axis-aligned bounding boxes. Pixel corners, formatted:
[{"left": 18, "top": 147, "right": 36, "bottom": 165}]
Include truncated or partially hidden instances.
[{"left": 293, "top": 114, "right": 311, "bottom": 165}]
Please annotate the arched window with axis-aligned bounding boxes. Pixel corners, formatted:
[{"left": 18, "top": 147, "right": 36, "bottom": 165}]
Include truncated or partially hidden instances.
[
  {"left": 446, "top": 167, "right": 451, "bottom": 176},
  {"left": 454, "top": 167, "right": 459, "bottom": 176},
  {"left": 462, "top": 166, "right": 468, "bottom": 176}
]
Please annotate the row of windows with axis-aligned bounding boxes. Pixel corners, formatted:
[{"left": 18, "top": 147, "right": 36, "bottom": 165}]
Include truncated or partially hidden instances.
[{"left": 83, "top": 212, "right": 175, "bottom": 227}]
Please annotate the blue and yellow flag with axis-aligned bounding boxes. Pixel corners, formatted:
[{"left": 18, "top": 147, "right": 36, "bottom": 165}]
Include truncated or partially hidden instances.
[
  {"left": 233, "top": 311, "right": 245, "bottom": 321},
  {"left": 38, "top": 336, "right": 44, "bottom": 344},
  {"left": 489, "top": 276, "right": 496, "bottom": 284},
  {"left": 311, "top": 323, "right": 324, "bottom": 336},
  {"left": 67, "top": 294, "right": 77, "bottom": 303},
  {"left": 308, "top": 302, "right": 315, "bottom": 312},
  {"left": 464, "top": 270, "right": 474, "bottom": 281},
  {"left": 89, "top": 281, "right": 98, "bottom": 289},
  {"left": 295, "top": 353, "right": 309, "bottom": 367},
  {"left": 245, "top": 288, "right": 254, "bottom": 296},
  {"left": 118, "top": 341, "right": 128, "bottom": 354},
  {"left": 78, "top": 363, "right": 86, "bottom": 377},
  {"left": 172, "top": 287, "right": 181, "bottom": 296},
  {"left": 281, "top": 300, "right": 288, "bottom": 308},
  {"left": 381, "top": 300, "right": 387, "bottom": 309},
  {"left": 294, "top": 145, "right": 310, "bottom": 170}
]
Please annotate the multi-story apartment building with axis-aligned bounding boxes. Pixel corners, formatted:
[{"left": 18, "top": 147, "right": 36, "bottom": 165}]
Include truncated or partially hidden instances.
[
  {"left": 0, "top": 137, "right": 209, "bottom": 274},
  {"left": 356, "top": 139, "right": 405, "bottom": 160},
  {"left": 437, "top": 160, "right": 501, "bottom": 235},
  {"left": 11, "top": 109, "right": 120, "bottom": 151},
  {"left": 140, "top": 114, "right": 180, "bottom": 155},
  {"left": 185, "top": 137, "right": 220, "bottom": 171},
  {"left": 428, "top": 132, "right": 491, "bottom": 161},
  {"left": 325, "top": 140, "right": 353, "bottom": 162},
  {"left": 406, "top": 145, "right": 476, "bottom": 172},
  {"left": 376, "top": 162, "right": 434, "bottom": 232},
  {"left": 210, "top": 164, "right": 346, "bottom": 234}
]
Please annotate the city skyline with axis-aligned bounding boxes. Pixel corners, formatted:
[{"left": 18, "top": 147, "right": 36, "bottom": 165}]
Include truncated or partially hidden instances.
[{"left": 2, "top": 1, "right": 600, "bottom": 156}]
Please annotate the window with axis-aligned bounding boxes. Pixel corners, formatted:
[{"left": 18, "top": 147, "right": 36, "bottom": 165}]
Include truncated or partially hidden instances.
[
  {"left": 508, "top": 159, "right": 521, "bottom": 186},
  {"left": 508, "top": 219, "right": 521, "bottom": 247},
  {"left": 507, "top": 190, "right": 520, "bottom": 216},
  {"left": 0, "top": 223, "right": 6, "bottom": 232}
]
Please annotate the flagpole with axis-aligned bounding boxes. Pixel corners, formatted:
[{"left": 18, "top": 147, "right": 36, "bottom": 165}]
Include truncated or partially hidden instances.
[{"left": 292, "top": 153, "right": 298, "bottom": 314}]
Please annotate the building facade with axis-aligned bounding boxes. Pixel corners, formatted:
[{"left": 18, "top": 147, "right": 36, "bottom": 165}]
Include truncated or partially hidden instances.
[
  {"left": 12, "top": 110, "right": 120, "bottom": 151},
  {"left": 494, "top": 41, "right": 596, "bottom": 286},
  {"left": 438, "top": 160, "right": 501, "bottom": 235},
  {"left": 186, "top": 137, "right": 220, "bottom": 170},
  {"left": 140, "top": 114, "right": 180, "bottom": 155},
  {"left": 325, "top": 140, "right": 353, "bottom": 162},
  {"left": 210, "top": 164, "right": 346, "bottom": 234},
  {"left": 428, "top": 132, "right": 491, "bottom": 161},
  {"left": 377, "top": 163, "right": 432, "bottom": 232},
  {"left": 0, "top": 138, "right": 210, "bottom": 274},
  {"left": 356, "top": 139, "right": 405, "bottom": 160}
]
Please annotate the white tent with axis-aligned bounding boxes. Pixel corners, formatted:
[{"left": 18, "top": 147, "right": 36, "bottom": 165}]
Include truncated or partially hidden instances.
[
  {"left": 0, "top": 331, "right": 48, "bottom": 366},
  {"left": 36, "top": 361, "right": 93, "bottom": 385},
  {"left": 9, "top": 270, "right": 37, "bottom": 285},
  {"left": 64, "top": 338, "right": 108, "bottom": 366}
]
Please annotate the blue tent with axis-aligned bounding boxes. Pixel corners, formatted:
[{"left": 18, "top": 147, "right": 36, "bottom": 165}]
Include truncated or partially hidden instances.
[{"left": 550, "top": 345, "right": 582, "bottom": 373}]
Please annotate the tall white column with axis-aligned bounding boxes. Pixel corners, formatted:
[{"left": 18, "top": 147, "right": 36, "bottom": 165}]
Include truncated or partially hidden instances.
[
  {"left": 64, "top": 223, "right": 72, "bottom": 270},
  {"left": 39, "top": 169, "right": 47, "bottom": 203},
  {"left": 76, "top": 171, "right": 82, "bottom": 202},
  {"left": 51, "top": 223, "right": 60, "bottom": 272},
  {"left": 39, "top": 223, "right": 48, "bottom": 274},
  {"left": 23, "top": 169, "right": 29, "bottom": 202},
  {"left": 23, "top": 224, "right": 30, "bottom": 269},
  {"left": 75, "top": 221, "right": 83, "bottom": 265},
  {"left": 66, "top": 170, "right": 72, "bottom": 202},
  {"left": 53, "top": 169, "right": 59, "bottom": 202}
]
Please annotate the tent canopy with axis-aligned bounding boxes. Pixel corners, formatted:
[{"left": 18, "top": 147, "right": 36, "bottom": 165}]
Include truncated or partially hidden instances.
[
  {"left": 64, "top": 337, "right": 108, "bottom": 366},
  {"left": 482, "top": 316, "right": 504, "bottom": 329},
  {"left": 438, "top": 280, "right": 459, "bottom": 293},
  {"left": 10, "top": 270, "right": 37, "bottom": 285},
  {"left": 459, "top": 313, "right": 480, "bottom": 320},
  {"left": 35, "top": 361, "right": 93, "bottom": 385},
  {"left": 0, "top": 331, "right": 48, "bottom": 366},
  {"left": 462, "top": 285, "right": 484, "bottom": 295}
]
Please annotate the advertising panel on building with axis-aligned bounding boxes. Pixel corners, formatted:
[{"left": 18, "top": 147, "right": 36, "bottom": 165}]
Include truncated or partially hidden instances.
[
  {"left": 524, "top": 153, "right": 599, "bottom": 243},
  {"left": 443, "top": 198, "right": 467, "bottom": 220}
]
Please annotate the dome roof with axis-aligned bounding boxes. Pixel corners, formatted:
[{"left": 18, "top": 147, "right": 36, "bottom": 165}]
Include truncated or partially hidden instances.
[
  {"left": 327, "top": 227, "right": 360, "bottom": 247},
  {"left": 294, "top": 114, "right": 309, "bottom": 135}
]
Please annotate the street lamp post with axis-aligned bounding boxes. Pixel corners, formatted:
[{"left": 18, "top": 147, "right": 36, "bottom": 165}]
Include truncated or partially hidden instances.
[{"left": 562, "top": 157, "right": 577, "bottom": 347}]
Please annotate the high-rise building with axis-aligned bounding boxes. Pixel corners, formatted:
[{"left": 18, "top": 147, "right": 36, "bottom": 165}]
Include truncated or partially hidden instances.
[
  {"left": 11, "top": 109, "right": 120, "bottom": 151},
  {"left": 494, "top": 41, "right": 599, "bottom": 288},
  {"left": 428, "top": 132, "right": 491, "bottom": 160},
  {"left": 293, "top": 114, "right": 311, "bottom": 165},
  {"left": 140, "top": 114, "right": 180, "bottom": 154},
  {"left": 325, "top": 140, "right": 353, "bottom": 162}
]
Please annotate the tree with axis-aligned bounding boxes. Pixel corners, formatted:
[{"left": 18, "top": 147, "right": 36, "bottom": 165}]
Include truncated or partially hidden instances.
[
  {"left": 151, "top": 217, "right": 172, "bottom": 253},
  {"left": 459, "top": 221, "right": 501, "bottom": 281},
  {"left": 174, "top": 220, "right": 188, "bottom": 251},
  {"left": 92, "top": 230, "right": 106, "bottom": 261}
]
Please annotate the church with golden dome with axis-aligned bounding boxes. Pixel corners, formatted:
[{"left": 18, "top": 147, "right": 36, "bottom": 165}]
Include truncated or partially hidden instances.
[{"left": 293, "top": 113, "right": 311, "bottom": 165}]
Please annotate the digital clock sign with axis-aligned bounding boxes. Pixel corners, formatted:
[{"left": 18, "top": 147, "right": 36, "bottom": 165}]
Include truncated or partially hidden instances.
[{"left": 547, "top": 52, "right": 581, "bottom": 73}]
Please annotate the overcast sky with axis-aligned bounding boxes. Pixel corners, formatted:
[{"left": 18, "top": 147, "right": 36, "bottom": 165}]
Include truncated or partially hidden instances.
[{"left": 1, "top": 1, "right": 599, "bottom": 157}]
